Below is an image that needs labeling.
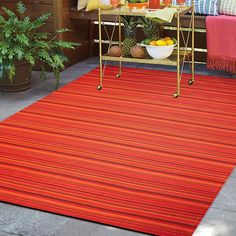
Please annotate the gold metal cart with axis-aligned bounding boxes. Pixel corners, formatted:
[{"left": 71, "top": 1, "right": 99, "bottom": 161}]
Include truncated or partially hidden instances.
[{"left": 97, "top": 1, "right": 195, "bottom": 98}]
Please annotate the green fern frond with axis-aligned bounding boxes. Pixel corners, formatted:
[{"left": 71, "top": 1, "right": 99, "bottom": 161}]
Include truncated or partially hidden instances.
[
  {"left": 21, "top": 17, "right": 30, "bottom": 28},
  {"left": 33, "top": 32, "right": 51, "bottom": 40},
  {"left": 38, "top": 51, "right": 53, "bottom": 63},
  {"left": 25, "top": 53, "right": 35, "bottom": 65},
  {"left": 8, "top": 66, "right": 16, "bottom": 82},
  {"left": 56, "top": 28, "right": 71, "bottom": 33},
  {"left": 32, "top": 13, "right": 51, "bottom": 29},
  {"left": 0, "top": 15, "right": 5, "bottom": 24},
  {"left": 53, "top": 40, "right": 79, "bottom": 49},
  {"left": 17, "top": 1, "right": 26, "bottom": 15},
  {"left": 4, "top": 29, "right": 12, "bottom": 38},
  {"left": 2, "top": 7, "right": 16, "bottom": 18},
  {"left": 52, "top": 54, "right": 64, "bottom": 69},
  {"left": 16, "top": 34, "right": 29, "bottom": 45}
]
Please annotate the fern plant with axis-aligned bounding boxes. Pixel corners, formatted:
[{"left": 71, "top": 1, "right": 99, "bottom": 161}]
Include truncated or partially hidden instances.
[{"left": 0, "top": 1, "right": 80, "bottom": 89}]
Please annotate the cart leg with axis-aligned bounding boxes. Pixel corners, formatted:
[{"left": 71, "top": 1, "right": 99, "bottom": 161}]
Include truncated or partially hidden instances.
[
  {"left": 189, "top": 2, "right": 195, "bottom": 85},
  {"left": 97, "top": 7, "right": 103, "bottom": 90},
  {"left": 116, "top": 15, "right": 122, "bottom": 78},
  {"left": 174, "top": 10, "right": 181, "bottom": 98}
]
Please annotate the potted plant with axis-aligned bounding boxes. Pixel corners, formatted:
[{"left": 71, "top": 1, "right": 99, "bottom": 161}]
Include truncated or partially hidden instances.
[{"left": 0, "top": 1, "right": 80, "bottom": 92}]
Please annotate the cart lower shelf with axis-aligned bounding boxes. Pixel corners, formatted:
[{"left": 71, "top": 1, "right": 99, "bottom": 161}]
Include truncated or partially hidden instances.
[{"left": 102, "top": 50, "right": 192, "bottom": 66}]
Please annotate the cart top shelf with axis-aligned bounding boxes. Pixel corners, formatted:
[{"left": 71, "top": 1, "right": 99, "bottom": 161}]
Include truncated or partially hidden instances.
[{"left": 100, "top": 6, "right": 193, "bottom": 17}]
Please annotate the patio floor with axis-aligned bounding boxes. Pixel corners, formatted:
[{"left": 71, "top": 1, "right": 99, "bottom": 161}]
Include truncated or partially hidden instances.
[{"left": 0, "top": 57, "right": 236, "bottom": 236}]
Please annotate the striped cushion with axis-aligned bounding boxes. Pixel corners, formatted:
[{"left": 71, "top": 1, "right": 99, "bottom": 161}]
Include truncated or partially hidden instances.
[
  {"left": 219, "top": 0, "right": 236, "bottom": 15},
  {"left": 169, "top": 0, "right": 219, "bottom": 15}
]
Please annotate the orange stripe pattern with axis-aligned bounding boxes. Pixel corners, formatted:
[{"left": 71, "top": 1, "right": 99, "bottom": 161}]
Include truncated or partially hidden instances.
[{"left": 0, "top": 66, "right": 236, "bottom": 236}]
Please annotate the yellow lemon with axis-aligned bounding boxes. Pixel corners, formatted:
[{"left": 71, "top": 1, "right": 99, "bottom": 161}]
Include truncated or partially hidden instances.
[
  {"left": 166, "top": 39, "right": 174, "bottom": 45},
  {"left": 156, "top": 40, "right": 167, "bottom": 46},
  {"left": 149, "top": 40, "right": 157, "bottom": 46},
  {"left": 155, "top": 40, "right": 163, "bottom": 46}
]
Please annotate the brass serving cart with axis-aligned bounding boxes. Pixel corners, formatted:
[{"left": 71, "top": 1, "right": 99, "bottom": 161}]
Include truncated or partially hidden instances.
[{"left": 97, "top": 1, "right": 195, "bottom": 98}]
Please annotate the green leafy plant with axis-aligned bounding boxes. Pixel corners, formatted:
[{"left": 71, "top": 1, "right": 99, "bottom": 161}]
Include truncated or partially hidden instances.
[{"left": 0, "top": 1, "right": 80, "bottom": 88}]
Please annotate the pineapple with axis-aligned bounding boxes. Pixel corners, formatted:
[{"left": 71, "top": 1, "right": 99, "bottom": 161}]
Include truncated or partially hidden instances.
[
  {"left": 122, "top": 16, "right": 139, "bottom": 56},
  {"left": 140, "top": 17, "right": 162, "bottom": 40}
]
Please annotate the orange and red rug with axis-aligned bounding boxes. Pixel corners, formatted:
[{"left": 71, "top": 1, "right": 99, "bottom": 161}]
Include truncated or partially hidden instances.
[{"left": 0, "top": 66, "right": 236, "bottom": 236}]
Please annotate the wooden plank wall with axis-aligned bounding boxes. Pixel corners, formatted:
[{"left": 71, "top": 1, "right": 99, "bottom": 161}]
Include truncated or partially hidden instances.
[
  {"left": 0, "top": 0, "right": 89, "bottom": 67},
  {"left": 0, "top": 0, "right": 55, "bottom": 36},
  {"left": 55, "top": 0, "right": 91, "bottom": 65}
]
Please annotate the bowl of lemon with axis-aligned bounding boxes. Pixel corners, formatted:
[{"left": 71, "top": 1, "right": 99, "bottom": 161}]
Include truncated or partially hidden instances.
[{"left": 142, "top": 37, "right": 176, "bottom": 60}]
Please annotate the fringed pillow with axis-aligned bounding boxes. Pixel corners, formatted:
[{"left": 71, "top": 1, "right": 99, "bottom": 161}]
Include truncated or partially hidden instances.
[
  {"left": 169, "top": 0, "right": 218, "bottom": 15},
  {"left": 219, "top": 0, "right": 236, "bottom": 16},
  {"left": 86, "top": 0, "right": 113, "bottom": 11}
]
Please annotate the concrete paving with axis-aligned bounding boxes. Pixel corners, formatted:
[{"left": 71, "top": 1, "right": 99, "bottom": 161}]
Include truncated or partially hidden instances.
[
  {"left": 193, "top": 169, "right": 236, "bottom": 236},
  {"left": 0, "top": 57, "right": 236, "bottom": 236}
]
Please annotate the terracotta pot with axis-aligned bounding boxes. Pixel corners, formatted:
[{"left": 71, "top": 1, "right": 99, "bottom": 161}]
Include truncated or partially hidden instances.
[{"left": 0, "top": 60, "right": 32, "bottom": 92}]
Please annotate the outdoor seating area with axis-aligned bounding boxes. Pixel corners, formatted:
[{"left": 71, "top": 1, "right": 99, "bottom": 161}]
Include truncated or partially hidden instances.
[{"left": 0, "top": 1, "right": 236, "bottom": 236}]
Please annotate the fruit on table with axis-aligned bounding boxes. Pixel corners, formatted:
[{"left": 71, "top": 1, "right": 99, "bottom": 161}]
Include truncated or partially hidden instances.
[
  {"left": 149, "top": 40, "right": 157, "bottom": 46},
  {"left": 171, "top": 38, "right": 177, "bottom": 44},
  {"left": 108, "top": 46, "right": 123, "bottom": 57},
  {"left": 143, "top": 38, "right": 152, "bottom": 45},
  {"left": 166, "top": 39, "right": 174, "bottom": 45},
  {"left": 130, "top": 45, "right": 146, "bottom": 58},
  {"left": 163, "top": 37, "right": 174, "bottom": 45},
  {"left": 163, "top": 37, "right": 171, "bottom": 41},
  {"left": 122, "top": 16, "right": 139, "bottom": 56},
  {"left": 143, "top": 37, "right": 176, "bottom": 46},
  {"left": 156, "top": 39, "right": 167, "bottom": 46}
]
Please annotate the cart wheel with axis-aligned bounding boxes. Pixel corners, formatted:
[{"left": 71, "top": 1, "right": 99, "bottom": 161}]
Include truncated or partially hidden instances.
[
  {"left": 116, "top": 73, "right": 121, "bottom": 78},
  {"left": 173, "top": 93, "right": 179, "bottom": 98},
  {"left": 188, "top": 80, "right": 194, "bottom": 85},
  {"left": 97, "top": 85, "right": 102, "bottom": 90}
]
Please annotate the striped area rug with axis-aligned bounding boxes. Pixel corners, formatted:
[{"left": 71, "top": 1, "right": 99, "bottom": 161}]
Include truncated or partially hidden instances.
[{"left": 0, "top": 66, "right": 236, "bottom": 236}]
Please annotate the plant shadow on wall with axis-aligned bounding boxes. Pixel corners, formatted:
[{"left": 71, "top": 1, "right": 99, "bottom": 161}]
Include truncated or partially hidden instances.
[{"left": 0, "top": 1, "right": 80, "bottom": 92}]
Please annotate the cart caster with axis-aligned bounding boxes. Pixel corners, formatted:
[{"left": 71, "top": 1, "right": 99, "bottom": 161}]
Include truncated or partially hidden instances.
[
  {"left": 97, "top": 85, "right": 102, "bottom": 90},
  {"left": 188, "top": 80, "right": 194, "bottom": 85},
  {"left": 116, "top": 73, "right": 121, "bottom": 78},
  {"left": 173, "top": 93, "right": 179, "bottom": 98}
]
